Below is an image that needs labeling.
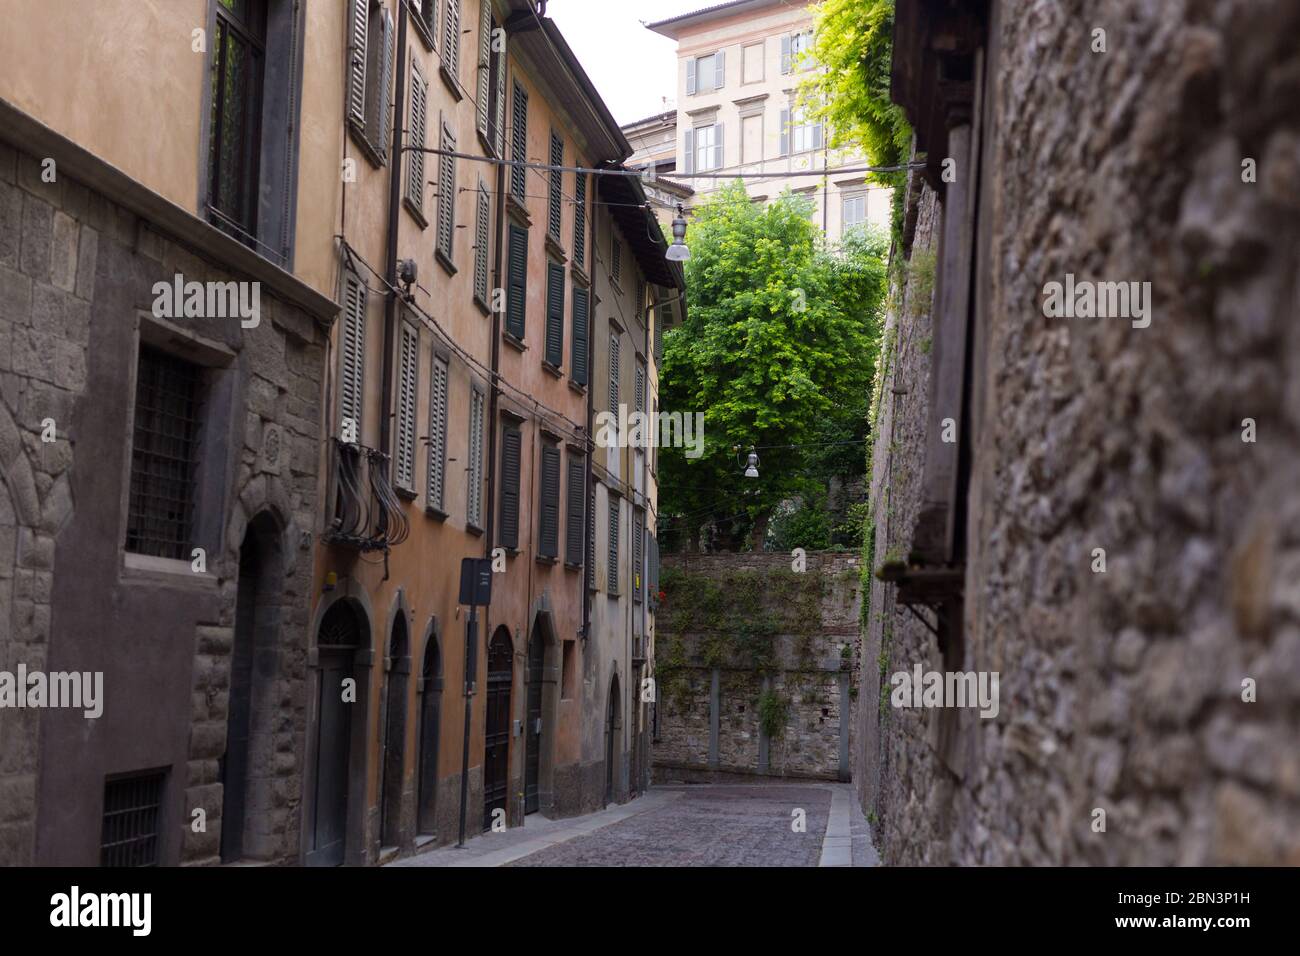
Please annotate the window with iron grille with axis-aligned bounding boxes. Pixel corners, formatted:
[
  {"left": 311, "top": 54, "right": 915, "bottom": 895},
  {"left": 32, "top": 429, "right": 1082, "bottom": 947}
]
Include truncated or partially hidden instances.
[
  {"left": 474, "top": 180, "right": 491, "bottom": 308},
  {"left": 207, "top": 0, "right": 267, "bottom": 240},
  {"left": 548, "top": 131, "right": 564, "bottom": 241},
  {"left": 565, "top": 453, "right": 584, "bottom": 566},
  {"left": 406, "top": 60, "right": 428, "bottom": 217},
  {"left": 572, "top": 173, "right": 587, "bottom": 268},
  {"left": 436, "top": 120, "right": 457, "bottom": 266},
  {"left": 510, "top": 80, "right": 528, "bottom": 202},
  {"left": 100, "top": 770, "right": 166, "bottom": 867},
  {"left": 467, "top": 386, "right": 485, "bottom": 528},
  {"left": 607, "top": 493, "right": 620, "bottom": 594},
  {"left": 427, "top": 351, "right": 449, "bottom": 512},
  {"left": 395, "top": 322, "right": 420, "bottom": 492},
  {"left": 538, "top": 442, "right": 560, "bottom": 559},
  {"left": 126, "top": 346, "right": 203, "bottom": 561}
]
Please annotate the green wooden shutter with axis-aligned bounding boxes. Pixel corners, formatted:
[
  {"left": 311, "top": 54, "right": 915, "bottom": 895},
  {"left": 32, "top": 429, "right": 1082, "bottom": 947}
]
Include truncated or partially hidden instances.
[
  {"left": 499, "top": 426, "right": 521, "bottom": 549},
  {"left": 510, "top": 81, "right": 528, "bottom": 200},
  {"left": 573, "top": 173, "right": 586, "bottom": 268},
  {"left": 545, "top": 261, "right": 565, "bottom": 368},
  {"left": 506, "top": 224, "right": 527, "bottom": 339},
  {"left": 548, "top": 132, "right": 564, "bottom": 240},
  {"left": 571, "top": 285, "right": 589, "bottom": 386},
  {"left": 539, "top": 444, "right": 560, "bottom": 558},
  {"left": 565, "top": 454, "right": 584, "bottom": 566}
]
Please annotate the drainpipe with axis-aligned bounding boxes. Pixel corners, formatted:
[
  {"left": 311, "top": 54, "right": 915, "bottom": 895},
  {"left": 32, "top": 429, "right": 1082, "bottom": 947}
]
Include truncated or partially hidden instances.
[
  {"left": 380, "top": 2, "right": 410, "bottom": 461},
  {"left": 581, "top": 172, "right": 598, "bottom": 645}
]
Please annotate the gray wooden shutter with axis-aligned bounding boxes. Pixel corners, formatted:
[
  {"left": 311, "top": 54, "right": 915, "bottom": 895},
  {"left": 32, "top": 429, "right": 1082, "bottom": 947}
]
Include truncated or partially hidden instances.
[
  {"left": 375, "top": 9, "right": 394, "bottom": 160},
  {"left": 611, "top": 240, "right": 621, "bottom": 285},
  {"left": 437, "top": 122, "right": 456, "bottom": 259},
  {"left": 340, "top": 271, "right": 367, "bottom": 438},
  {"left": 467, "top": 387, "right": 485, "bottom": 527},
  {"left": 407, "top": 63, "right": 427, "bottom": 212},
  {"left": 539, "top": 444, "right": 560, "bottom": 558},
  {"left": 347, "top": 0, "right": 369, "bottom": 126},
  {"left": 506, "top": 224, "right": 527, "bottom": 339},
  {"left": 573, "top": 173, "right": 586, "bottom": 268},
  {"left": 632, "top": 511, "right": 643, "bottom": 602},
  {"left": 395, "top": 323, "right": 419, "bottom": 489},
  {"left": 635, "top": 362, "right": 645, "bottom": 414},
  {"left": 587, "top": 487, "right": 596, "bottom": 590},
  {"left": 475, "top": 0, "right": 492, "bottom": 138},
  {"left": 545, "top": 262, "right": 565, "bottom": 368},
  {"left": 607, "top": 496, "right": 619, "bottom": 593},
  {"left": 713, "top": 122, "right": 724, "bottom": 170},
  {"left": 499, "top": 426, "right": 521, "bottom": 549},
  {"left": 781, "top": 33, "right": 792, "bottom": 74},
  {"left": 813, "top": 119, "right": 824, "bottom": 150},
  {"left": 780, "top": 108, "right": 790, "bottom": 156},
  {"left": 683, "top": 127, "right": 695, "bottom": 174},
  {"left": 686, "top": 57, "right": 697, "bottom": 96},
  {"left": 492, "top": 38, "right": 507, "bottom": 157},
  {"left": 714, "top": 49, "right": 725, "bottom": 89},
  {"left": 548, "top": 132, "right": 563, "bottom": 240},
  {"left": 474, "top": 181, "right": 490, "bottom": 304},
  {"left": 427, "top": 353, "right": 449, "bottom": 511},
  {"left": 608, "top": 333, "right": 620, "bottom": 419},
  {"left": 510, "top": 81, "right": 528, "bottom": 200},
  {"left": 571, "top": 285, "right": 589, "bottom": 386},
  {"left": 443, "top": 0, "right": 461, "bottom": 76},
  {"left": 565, "top": 455, "right": 584, "bottom": 565}
]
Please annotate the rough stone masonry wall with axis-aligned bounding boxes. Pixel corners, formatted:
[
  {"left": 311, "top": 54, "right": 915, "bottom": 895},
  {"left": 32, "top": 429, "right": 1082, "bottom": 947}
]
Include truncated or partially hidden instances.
[
  {"left": 655, "top": 551, "right": 860, "bottom": 781},
  {"left": 861, "top": 0, "right": 1300, "bottom": 865}
]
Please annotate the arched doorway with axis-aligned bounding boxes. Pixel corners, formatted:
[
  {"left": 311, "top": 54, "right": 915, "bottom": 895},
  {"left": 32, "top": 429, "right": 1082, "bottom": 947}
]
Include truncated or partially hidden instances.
[
  {"left": 417, "top": 630, "right": 442, "bottom": 836},
  {"left": 605, "top": 674, "right": 622, "bottom": 805},
  {"left": 221, "top": 513, "right": 284, "bottom": 863},
  {"left": 380, "top": 613, "right": 410, "bottom": 850},
  {"left": 524, "top": 633, "right": 545, "bottom": 814},
  {"left": 483, "top": 627, "right": 513, "bottom": 831},
  {"left": 308, "top": 599, "right": 366, "bottom": 866}
]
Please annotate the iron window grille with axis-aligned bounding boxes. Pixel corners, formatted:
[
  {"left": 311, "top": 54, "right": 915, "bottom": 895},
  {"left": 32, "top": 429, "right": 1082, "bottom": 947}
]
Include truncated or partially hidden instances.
[
  {"left": 100, "top": 770, "right": 166, "bottom": 867},
  {"left": 126, "top": 346, "right": 204, "bottom": 561}
]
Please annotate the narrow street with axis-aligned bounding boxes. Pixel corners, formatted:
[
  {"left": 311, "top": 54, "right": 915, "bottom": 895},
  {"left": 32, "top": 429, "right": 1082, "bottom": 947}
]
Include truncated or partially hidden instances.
[{"left": 391, "top": 783, "right": 878, "bottom": 868}]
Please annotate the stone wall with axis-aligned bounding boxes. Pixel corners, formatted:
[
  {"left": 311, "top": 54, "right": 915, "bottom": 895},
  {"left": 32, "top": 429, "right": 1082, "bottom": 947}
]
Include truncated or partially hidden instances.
[
  {"left": 858, "top": 0, "right": 1300, "bottom": 865},
  {"left": 655, "top": 551, "right": 859, "bottom": 782}
]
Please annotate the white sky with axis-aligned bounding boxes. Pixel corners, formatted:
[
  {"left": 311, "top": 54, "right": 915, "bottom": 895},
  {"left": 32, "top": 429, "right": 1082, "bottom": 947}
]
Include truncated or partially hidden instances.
[{"left": 545, "top": 0, "right": 709, "bottom": 125}]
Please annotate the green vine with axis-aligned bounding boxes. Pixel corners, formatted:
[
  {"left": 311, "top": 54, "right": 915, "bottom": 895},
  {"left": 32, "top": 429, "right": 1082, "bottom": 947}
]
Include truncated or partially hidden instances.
[{"left": 758, "top": 689, "right": 790, "bottom": 738}]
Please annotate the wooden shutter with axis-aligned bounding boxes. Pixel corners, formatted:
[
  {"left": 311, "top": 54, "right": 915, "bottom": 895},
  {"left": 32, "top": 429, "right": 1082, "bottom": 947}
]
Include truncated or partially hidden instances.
[
  {"left": 608, "top": 333, "right": 620, "bottom": 419},
  {"left": 683, "top": 127, "right": 695, "bottom": 174},
  {"left": 467, "top": 387, "right": 485, "bottom": 527},
  {"left": 475, "top": 0, "right": 492, "bottom": 138},
  {"left": 506, "top": 224, "right": 527, "bottom": 339},
  {"left": 713, "top": 123, "right": 724, "bottom": 171},
  {"left": 573, "top": 173, "right": 586, "bottom": 268},
  {"left": 607, "top": 495, "right": 619, "bottom": 593},
  {"left": 510, "top": 81, "right": 528, "bottom": 200},
  {"left": 635, "top": 362, "right": 645, "bottom": 414},
  {"left": 340, "top": 271, "right": 367, "bottom": 439},
  {"left": 587, "top": 487, "right": 596, "bottom": 590},
  {"left": 443, "top": 0, "right": 461, "bottom": 76},
  {"left": 347, "top": 0, "right": 368, "bottom": 126},
  {"left": 612, "top": 239, "right": 621, "bottom": 285},
  {"left": 545, "top": 262, "right": 565, "bottom": 368},
  {"left": 437, "top": 122, "right": 456, "bottom": 259},
  {"left": 395, "top": 323, "right": 419, "bottom": 490},
  {"left": 686, "top": 57, "right": 697, "bottom": 96},
  {"left": 375, "top": 9, "right": 394, "bottom": 159},
  {"left": 571, "top": 285, "right": 589, "bottom": 386},
  {"left": 565, "top": 454, "right": 584, "bottom": 566},
  {"left": 492, "top": 36, "right": 507, "bottom": 157},
  {"left": 780, "top": 108, "right": 790, "bottom": 156},
  {"left": 781, "top": 33, "right": 792, "bottom": 74},
  {"left": 632, "top": 511, "right": 643, "bottom": 602},
  {"left": 407, "top": 63, "right": 427, "bottom": 212},
  {"left": 474, "top": 181, "right": 490, "bottom": 304},
  {"left": 714, "top": 49, "right": 725, "bottom": 89},
  {"left": 538, "top": 444, "right": 560, "bottom": 559},
  {"left": 634, "top": 282, "right": 644, "bottom": 322},
  {"left": 499, "top": 426, "right": 521, "bottom": 549},
  {"left": 548, "top": 133, "right": 563, "bottom": 240},
  {"left": 427, "top": 353, "right": 449, "bottom": 511}
]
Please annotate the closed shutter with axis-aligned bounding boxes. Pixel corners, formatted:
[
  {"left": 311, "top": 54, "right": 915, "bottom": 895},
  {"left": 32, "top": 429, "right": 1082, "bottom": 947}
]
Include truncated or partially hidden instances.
[
  {"left": 780, "top": 108, "right": 790, "bottom": 156},
  {"left": 686, "top": 57, "right": 697, "bottom": 96},
  {"left": 813, "top": 119, "right": 824, "bottom": 150},
  {"left": 510, "top": 81, "right": 528, "bottom": 201},
  {"left": 548, "top": 133, "right": 564, "bottom": 240},
  {"left": 632, "top": 510, "right": 643, "bottom": 602},
  {"left": 607, "top": 496, "right": 620, "bottom": 593},
  {"left": 545, "top": 262, "right": 565, "bottom": 368},
  {"left": 407, "top": 63, "right": 427, "bottom": 212},
  {"left": 573, "top": 173, "right": 586, "bottom": 268},
  {"left": 653, "top": 302, "right": 665, "bottom": 360},
  {"left": 571, "top": 285, "right": 589, "bottom": 386},
  {"left": 539, "top": 444, "right": 560, "bottom": 559},
  {"left": 499, "top": 426, "right": 521, "bottom": 549},
  {"left": 565, "top": 454, "right": 584, "bottom": 566},
  {"left": 492, "top": 37, "right": 507, "bottom": 157},
  {"left": 683, "top": 127, "right": 695, "bottom": 175},
  {"left": 347, "top": 0, "right": 369, "bottom": 126},
  {"left": 781, "top": 33, "right": 792, "bottom": 74},
  {"left": 647, "top": 533, "right": 659, "bottom": 608},
  {"left": 375, "top": 9, "right": 394, "bottom": 159},
  {"left": 437, "top": 122, "right": 456, "bottom": 259},
  {"left": 340, "top": 271, "right": 367, "bottom": 439},
  {"left": 395, "top": 323, "right": 419, "bottom": 490},
  {"left": 443, "top": 0, "right": 461, "bottom": 76},
  {"left": 608, "top": 333, "right": 620, "bottom": 420},
  {"left": 612, "top": 240, "right": 621, "bottom": 285},
  {"left": 427, "top": 353, "right": 449, "bottom": 511},
  {"left": 714, "top": 49, "right": 725, "bottom": 89},
  {"left": 713, "top": 122, "right": 724, "bottom": 171},
  {"left": 587, "top": 487, "right": 596, "bottom": 590},
  {"left": 506, "top": 224, "right": 527, "bottom": 339},
  {"left": 635, "top": 362, "right": 645, "bottom": 414},
  {"left": 634, "top": 282, "right": 644, "bottom": 322},
  {"left": 474, "top": 181, "right": 490, "bottom": 304},
  {"left": 475, "top": 0, "right": 492, "bottom": 138},
  {"left": 467, "top": 387, "right": 485, "bottom": 527}
]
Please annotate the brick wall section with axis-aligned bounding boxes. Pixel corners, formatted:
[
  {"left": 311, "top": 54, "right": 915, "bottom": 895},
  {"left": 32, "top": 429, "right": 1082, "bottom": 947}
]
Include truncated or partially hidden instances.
[
  {"left": 858, "top": 0, "right": 1300, "bottom": 865},
  {"left": 656, "top": 551, "right": 860, "bottom": 781}
]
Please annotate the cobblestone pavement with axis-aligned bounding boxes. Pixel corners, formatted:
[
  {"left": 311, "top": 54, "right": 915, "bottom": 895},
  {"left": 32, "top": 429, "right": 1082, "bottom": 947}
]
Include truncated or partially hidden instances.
[{"left": 508, "top": 784, "right": 834, "bottom": 867}]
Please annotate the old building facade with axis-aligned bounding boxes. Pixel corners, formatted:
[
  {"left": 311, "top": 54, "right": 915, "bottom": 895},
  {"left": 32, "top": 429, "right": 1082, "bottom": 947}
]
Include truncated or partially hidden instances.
[{"left": 858, "top": 0, "right": 1300, "bottom": 865}]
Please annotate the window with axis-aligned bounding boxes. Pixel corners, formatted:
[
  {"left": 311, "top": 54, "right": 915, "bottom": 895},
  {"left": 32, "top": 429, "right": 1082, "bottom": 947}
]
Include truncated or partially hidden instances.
[
  {"left": 548, "top": 132, "right": 564, "bottom": 241},
  {"left": 634, "top": 281, "right": 645, "bottom": 323},
  {"left": 406, "top": 60, "right": 429, "bottom": 218},
  {"left": 565, "top": 453, "right": 584, "bottom": 566},
  {"left": 394, "top": 322, "right": 420, "bottom": 492},
  {"left": 436, "top": 120, "right": 457, "bottom": 267},
  {"left": 487, "top": 9, "right": 506, "bottom": 155},
  {"left": 843, "top": 194, "right": 867, "bottom": 230},
  {"left": 742, "top": 41, "right": 764, "bottom": 83},
  {"left": 632, "top": 508, "right": 644, "bottom": 603},
  {"left": 545, "top": 261, "right": 565, "bottom": 369},
  {"left": 684, "top": 123, "right": 722, "bottom": 173},
  {"left": 506, "top": 224, "right": 528, "bottom": 340},
  {"left": 207, "top": 0, "right": 267, "bottom": 240},
  {"left": 467, "top": 386, "right": 485, "bottom": 528},
  {"left": 635, "top": 359, "right": 646, "bottom": 415},
  {"left": 587, "top": 487, "right": 596, "bottom": 591},
  {"left": 346, "top": 0, "right": 393, "bottom": 161},
  {"left": 538, "top": 443, "right": 561, "bottom": 559},
  {"left": 611, "top": 238, "right": 623, "bottom": 286},
  {"left": 608, "top": 332, "right": 620, "bottom": 426},
  {"left": 101, "top": 770, "right": 166, "bottom": 867},
  {"left": 781, "top": 30, "right": 812, "bottom": 74},
  {"left": 571, "top": 285, "right": 590, "bottom": 386},
  {"left": 510, "top": 80, "right": 528, "bottom": 202},
  {"left": 687, "top": 50, "right": 724, "bottom": 94},
  {"left": 474, "top": 180, "right": 491, "bottom": 308},
  {"left": 498, "top": 423, "right": 521, "bottom": 549},
  {"left": 441, "top": 0, "right": 462, "bottom": 87},
  {"left": 413, "top": 0, "right": 437, "bottom": 42},
  {"left": 339, "top": 270, "right": 367, "bottom": 441},
  {"left": 427, "top": 352, "right": 449, "bottom": 512},
  {"left": 126, "top": 346, "right": 203, "bottom": 560},
  {"left": 474, "top": 0, "right": 492, "bottom": 139},
  {"left": 573, "top": 173, "right": 587, "bottom": 268},
  {"left": 607, "top": 494, "right": 620, "bottom": 593},
  {"left": 781, "top": 106, "right": 823, "bottom": 156}
]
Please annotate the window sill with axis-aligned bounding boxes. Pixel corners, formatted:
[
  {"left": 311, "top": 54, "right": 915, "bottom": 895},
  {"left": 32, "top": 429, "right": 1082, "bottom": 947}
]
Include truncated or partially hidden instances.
[
  {"left": 439, "top": 61, "right": 465, "bottom": 101},
  {"left": 395, "top": 484, "right": 419, "bottom": 502},
  {"left": 536, "top": 554, "right": 559, "bottom": 566},
  {"left": 564, "top": 561, "right": 582, "bottom": 572},
  {"left": 466, "top": 522, "right": 485, "bottom": 537},
  {"left": 425, "top": 505, "right": 449, "bottom": 522},
  {"left": 570, "top": 263, "right": 590, "bottom": 287},
  {"left": 568, "top": 379, "right": 587, "bottom": 396},
  {"left": 503, "top": 331, "right": 527, "bottom": 353},
  {"left": 473, "top": 295, "right": 492, "bottom": 317},
  {"left": 544, "top": 234, "right": 567, "bottom": 263},
  {"left": 403, "top": 197, "right": 429, "bottom": 230},
  {"left": 476, "top": 128, "right": 497, "bottom": 159},
  {"left": 506, "top": 193, "right": 531, "bottom": 226},
  {"left": 541, "top": 360, "right": 563, "bottom": 379},
  {"left": 409, "top": 5, "right": 435, "bottom": 51},
  {"left": 348, "top": 120, "right": 386, "bottom": 168},
  {"left": 435, "top": 248, "right": 457, "bottom": 277}
]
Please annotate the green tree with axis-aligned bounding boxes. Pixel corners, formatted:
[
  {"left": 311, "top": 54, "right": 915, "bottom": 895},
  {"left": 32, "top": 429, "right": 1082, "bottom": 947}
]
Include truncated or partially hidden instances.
[{"left": 658, "top": 183, "right": 888, "bottom": 552}]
